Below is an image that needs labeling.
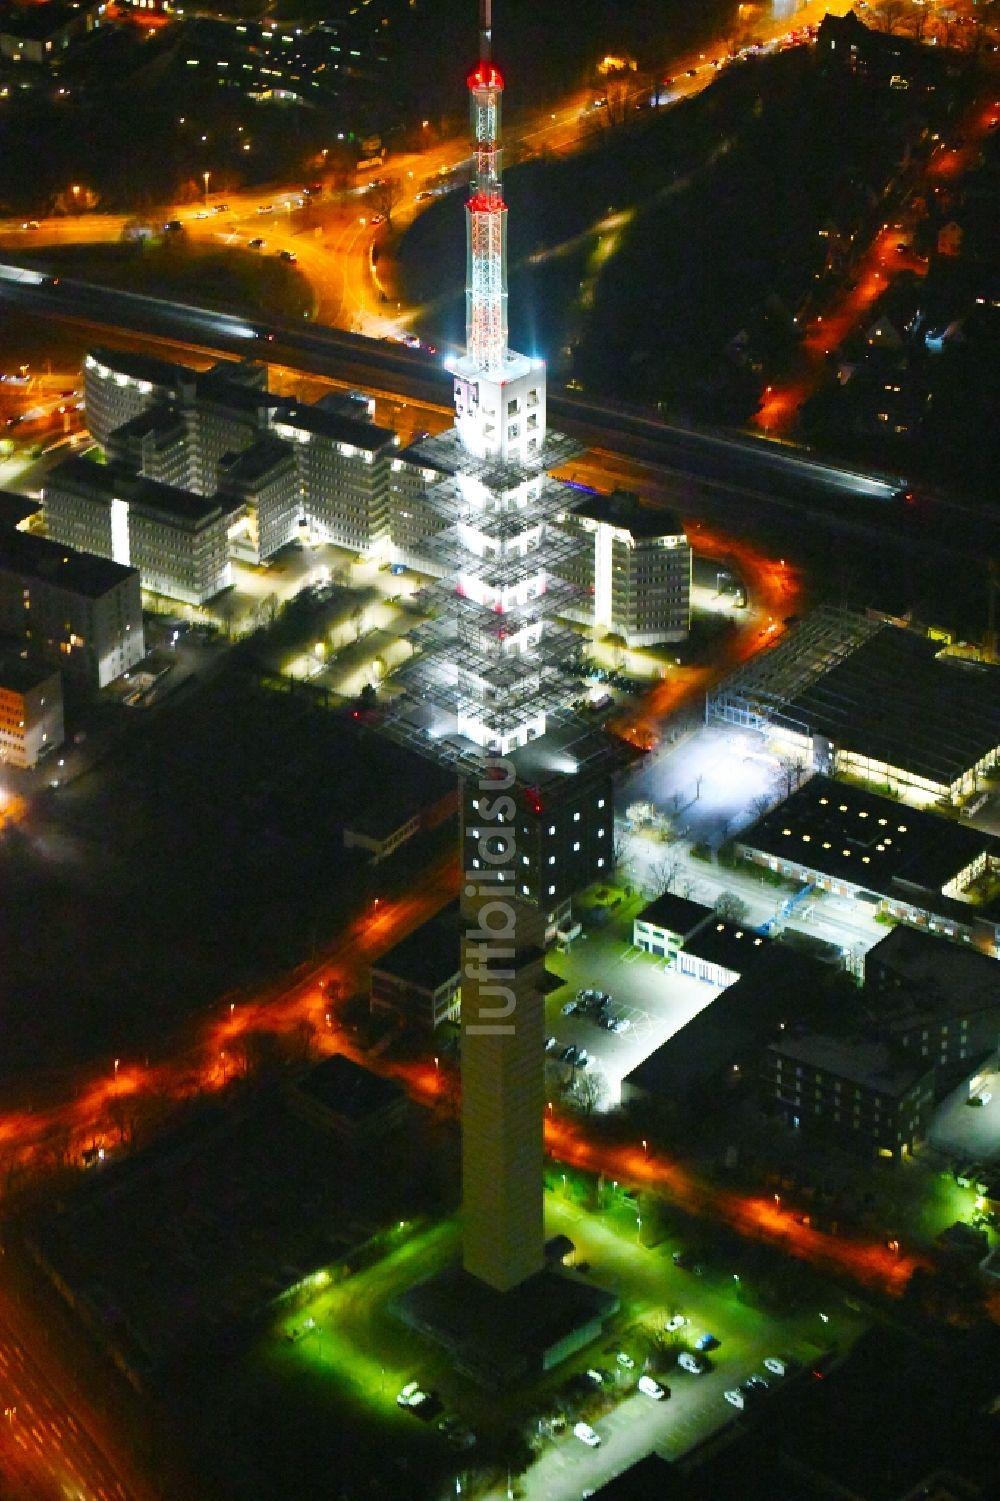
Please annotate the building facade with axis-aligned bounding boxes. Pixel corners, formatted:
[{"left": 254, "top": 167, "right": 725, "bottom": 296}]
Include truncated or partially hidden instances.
[
  {"left": 763, "top": 1032, "right": 936, "bottom": 1161},
  {"left": 560, "top": 490, "right": 691, "bottom": 646},
  {"left": 0, "top": 528, "right": 143, "bottom": 688},
  {"left": 272, "top": 404, "right": 398, "bottom": 557},
  {"left": 217, "top": 436, "right": 301, "bottom": 564},
  {"left": 43, "top": 458, "right": 232, "bottom": 606},
  {"left": 0, "top": 660, "right": 63, "bottom": 769},
  {"left": 83, "top": 348, "right": 186, "bottom": 452}
]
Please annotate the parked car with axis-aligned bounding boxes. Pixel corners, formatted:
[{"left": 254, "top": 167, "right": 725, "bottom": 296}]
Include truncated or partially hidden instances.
[
  {"left": 278, "top": 249, "right": 297, "bottom": 263},
  {"left": 665, "top": 1314, "right": 686, "bottom": 1332},
  {"left": 561, "top": 1001, "right": 577, "bottom": 1015},
  {"left": 397, "top": 1381, "right": 427, "bottom": 1408},
  {"left": 248, "top": 237, "right": 266, "bottom": 249},
  {"left": 616, "top": 1351, "right": 635, "bottom": 1371},
  {"left": 637, "top": 1376, "right": 667, "bottom": 1400},
  {"left": 573, "top": 1422, "right": 601, "bottom": 1448},
  {"left": 575, "top": 1050, "right": 590, "bottom": 1069},
  {"left": 544, "top": 1036, "right": 557, "bottom": 1052},
  {"left": 745, "top": 1374, "right": 769, "bottom": 1393},
  {"left": 678, "top": 1352, "right": 708, "bottom": 1375},
  {"left": 763, "top": 1357, "right": 788, "bottom": 1377},
  {"left": 696, "top": 1333, "right": 719, "bottom": 1351},
  {"left": 560, "top": 1044, "right": 578, "bottom": 1064},
  {"left": 723, "top": 1389, "right": 745, "bottom": 1409}
]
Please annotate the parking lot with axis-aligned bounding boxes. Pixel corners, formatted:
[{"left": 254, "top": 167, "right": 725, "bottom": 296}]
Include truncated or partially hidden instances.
[
  {"left": 543, "top": 916, "right": 720, "bottom": 1102},
  {"left": 927, "top": 1064, "right": 1000, "bottom": 1164},
  {"left": 481, "top": 1199, "right": 864, "bottom": 1501}
]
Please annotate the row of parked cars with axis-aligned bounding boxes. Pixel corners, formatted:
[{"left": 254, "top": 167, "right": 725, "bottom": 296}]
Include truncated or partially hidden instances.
[
  {"left": 723, "top": 1356, "right": 792, "bottom": 1411},
  {"left": 563, "top": 989, "right": 632, "bottom": 1034},
  {"left": 396, "top": 1382, "right": 476, "bottom": 1451}
]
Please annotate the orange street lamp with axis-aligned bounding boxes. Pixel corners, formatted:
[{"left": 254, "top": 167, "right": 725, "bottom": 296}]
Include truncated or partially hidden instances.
[{"left": 203, "top": 170, "right": 211, "bottom": 205}]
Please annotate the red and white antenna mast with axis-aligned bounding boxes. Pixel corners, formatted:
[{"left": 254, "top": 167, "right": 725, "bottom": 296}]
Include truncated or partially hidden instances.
[{"left": 465, "top": 0, "right": 507, "bottom": 372}]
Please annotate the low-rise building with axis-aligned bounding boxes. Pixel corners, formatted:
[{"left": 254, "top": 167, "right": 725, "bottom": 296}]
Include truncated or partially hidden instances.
[
  {"left": 0, "top": 528, "right": 143, "bottom": 688},
  {"left": 763, "top": 1032, "right": 935, "bottom": 1161},
  {"left": 43, "top": 457, "right": 232, "bottom": 606},
  {"left": 633, "top": 892, "right": 714, "bottom": 962},
  {"left": 369, "top": 903, "right": 462, "bottom": 1031},
  {"left": 0, "top": 0, "right": 107, "bottom": 66},
  {"left": 675, "top": 918, "right": 772, "bottom": 989},
  {"left": 0, "top": 659, "right": 63, "bottom": 768},
  {"left": 737, "top": 774, "right": 1000, "bottom": 953},
  {"left": 559, "top": 489, "right": 691, "bottom": 646},
  {"left": 289, "top": 1053, "right": 408, "bottom": 1144}
]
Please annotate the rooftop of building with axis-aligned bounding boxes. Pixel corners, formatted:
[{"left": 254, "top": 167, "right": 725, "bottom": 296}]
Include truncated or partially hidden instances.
[
  {"left": 506, "top": 719, "right": 632, "bottom": 792},
  {"left": 711, "top": 608, "right": 1000, "bottom": 789},
  {"left": 635, "top": 892, "right": 714, "bottom": 938},
  {"left": 0, "top": 0, "right": 102, "bottom": 39},
  {"left": 85, "top": 346, "right": 189, "bottom": 391},
  {"left": 767, "top": 1031, "right": 930, "bottom": 1097},
  {"left": 193, "top": 377, "right": 291, "bottom": 421},
  {"left": 739, "top": 774, "right": 996, "bottom": 900},
  {"left": 682, "top": 917, "right": 772, "bottom": 972},
  {"left": 296, "top": 1052, "right": 406, "bottom": 1121},
  {"left": 865, "top": 925, "right": 1000, "bottom": 1018},
  {"left": 0, "top": 490, "right": 41, "bottom": 531},
  {"left": 571, "top": 489, "right": 686, "bottom": 542},
  {"left": 784, "top": 627, "right": 1000, "bottom": 788},
  {"left": 370, "top": 902, "right": 461, "bottom": 992},
  {"left": 45, "top": 457, "right": 225, "bottom": 526},
  {"left": 217, "top": 435, "right": 296, "bottom": 486},
  {"left": 0, "top": 655, "right": 59, "bottom": 693},
  {"left": 274, "top": 402, "right": 397, "bottom": 453},
  {"left": 0, "top": 527, "right": 137, "bottom": 597},
  {"left": 108, "top": 404, "right": 187, "bottom": 445},
  {"left": 623, "top": 946, "right": 825, "bottom": 1098}
]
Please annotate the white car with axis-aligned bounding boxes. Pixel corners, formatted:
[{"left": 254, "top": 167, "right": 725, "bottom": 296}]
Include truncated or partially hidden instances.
[
  {"left": 723, "top": 1388, "right": 745, "bottom": 1409},
  {"left": 665, "top": 1314, "right": 686, "bottom": 1332},
  {"left": 396, "top": 1381, "right": 428, "bottom": 1408},
  {"left": 573, "top": 1421, "right": 601, "bottom": 1448},
  {"left": 616, "top": 1351, "right": 635, "bottom": 1370},
  {"left": 678, "top": 1351, "right": 707, "bottom": 1374},
  {"left": 637, "top": 1375, "right": 666, "bottom": 1400},
  {"left": 763, "top": 1357, "right": 788, "bottom": 1377}
]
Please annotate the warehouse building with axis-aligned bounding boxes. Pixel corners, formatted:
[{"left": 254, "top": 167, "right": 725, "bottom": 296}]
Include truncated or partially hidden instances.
[{"left": 707, "top": 608, "right": 1000, "bottom": 804}]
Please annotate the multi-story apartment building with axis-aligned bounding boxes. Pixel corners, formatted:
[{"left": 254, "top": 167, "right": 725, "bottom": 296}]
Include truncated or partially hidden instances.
[
  {"left": 0, "top": 528, "right": 143, "bottom": 688},
  {"left": 559, "top": 490, "right": 691, "bottom": 647},
  {"left": 0, "top": 660, "right": 63, "bottom": 769},
  {"left": 762, "top": 1031, "right": 936, "bottom": 1161},
  {"left": 217, "top": 436, "right": 301, "bottom": 564},
  {"left": 43, "top": 458, "right": 232, "bottom": 606},
  {"left": 272, "top": 404, "right": 398, "bottom": 556}
]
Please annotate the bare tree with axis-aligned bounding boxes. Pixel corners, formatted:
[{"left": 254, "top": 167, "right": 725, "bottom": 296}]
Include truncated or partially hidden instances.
[
  {"left": 371, "top": 177, "right": 404, "bottom": 229},
  {"left": 648, "top": 851, "right": 681, "bottom": 896},
  {"left": 874, "top": 0, "right": 908, "bottom": 33},
  {"left": 572, "top": 1067, "right": 608, "bottom": 1116}
]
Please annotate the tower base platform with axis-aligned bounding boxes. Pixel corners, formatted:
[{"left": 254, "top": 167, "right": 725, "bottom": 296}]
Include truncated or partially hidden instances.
[{"left": 391, "top": 1263, "right": 620, "bottom": 1390}]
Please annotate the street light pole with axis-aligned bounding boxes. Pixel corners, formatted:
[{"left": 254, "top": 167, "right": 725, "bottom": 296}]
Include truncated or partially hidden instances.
[{"left": 203, "top": 170, "right": 211, "bottom": 206}]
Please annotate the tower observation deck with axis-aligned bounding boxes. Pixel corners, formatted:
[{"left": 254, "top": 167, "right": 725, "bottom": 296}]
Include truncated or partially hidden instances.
[{"left": 392, "top": 0, "right": 586, "bottom": 757}]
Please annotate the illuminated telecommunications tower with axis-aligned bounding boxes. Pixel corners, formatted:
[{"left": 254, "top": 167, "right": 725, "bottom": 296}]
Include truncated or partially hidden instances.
[{"left": 399, "top": 0, "right": 582, "bottom": 756}]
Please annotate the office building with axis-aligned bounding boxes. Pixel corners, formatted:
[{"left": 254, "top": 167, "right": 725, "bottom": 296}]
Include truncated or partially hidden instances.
[
  {"left": 105, "top": 406, "right": 191, "bottom": 491},
  {"left": 462, "top": 721, "right": 619, "bottom": 943},
  {"left": 0, "top": 659, "right": 63, "bottom": 769},
  {"left": 0, "top": 527, "right": 143, "bottom": 688},
  {"left": 762, "top": 1032, "right": 936, "bottom": 1161},
  {"left": 862, "top": 925, "right": 1000, "bottom": 1089},
  {"left": 43, "top": 457, "right": 232, "bottom": 606},
  {"left": 83, "top": 347, "right": 187, "bottom": 452},
  {"left": 369, "top": 904, "right": 462, "bottom": 1031},
  {"left": 560, "top": 490, "right": 691, "bottom": 646},
  {"left": 217, "top": 436, "right": 301, "bottom": 563},
  {"left": 272, "top": 403, "right": 398, "bottom": 557}
]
